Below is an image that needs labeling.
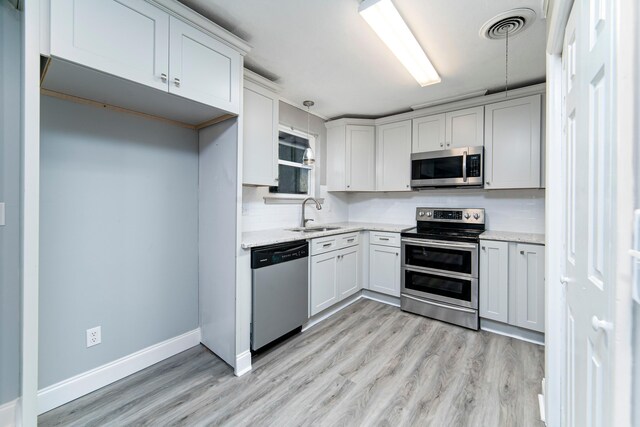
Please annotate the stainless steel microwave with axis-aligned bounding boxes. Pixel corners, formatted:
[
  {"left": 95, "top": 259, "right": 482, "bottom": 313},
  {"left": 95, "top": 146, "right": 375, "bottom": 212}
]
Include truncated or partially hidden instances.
[{"left": 410, "top": 146, "right": 483, "bottom": 189}]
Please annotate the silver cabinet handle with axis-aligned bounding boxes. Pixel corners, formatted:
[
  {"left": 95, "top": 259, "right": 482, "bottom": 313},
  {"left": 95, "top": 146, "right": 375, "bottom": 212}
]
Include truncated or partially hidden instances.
[
  {"left": 440, "top": 143, "right": 444, "bottom": 147},
  {"left": 486, "top": 181, "right": 490, "bottom": 185},
  {"left": 347, "top": 239, "right": 354, "bottom": 243},
  {"left": 482, "top": 246, "right": 486, "bottom": 250},
  {"left": 396, "top": 252, "right": 399, "bottom": 256},
  {"left": 160, "top": 73, "right": 167, "bottom": 82},
  {"left": 322, "top": 243, "right": 332, "bottom": 247},
  {"left": 591, "top": 316, "right": 612, "bottom": 332},
  {"left": 174, "top": 77, "right": 181, "bottom": 87},
  {"left": 520, "top": 250, "right": 525, "bottom": 255},
  {"left": 379, "top": 237, "right": 390, "bottom": 241}
]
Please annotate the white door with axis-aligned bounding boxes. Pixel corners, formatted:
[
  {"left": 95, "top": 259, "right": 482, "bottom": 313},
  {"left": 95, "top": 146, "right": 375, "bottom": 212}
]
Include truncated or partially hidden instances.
[
  {"left": 562, "top": 1, "right": 616, "bottom": 425},
  {"left": 310, "top": 252, "right": 338, "bottom": 316},
  {"left": 376, "top": 120, "right": 412, "bottom": 191},
  {"left": 514, "top": 243, "right": 545, "bottom": 332},
  {"left": 337, "top": 246, "right": 360, "bottom": 299},
  {"left": 412, "top": 114, "right": 446, "bottom": 152},
  {"left": 50, "top": 0, "right": 169, "bottom": 91},
  {"left": 345, "top": 125, "right": 375, "bottom": 191},
  {"left": 484, "top": 95, "right": 541, "bottom": 189},
  {"left": 479, "top": 240, "right": 509, "bottom": 323},
  {"left": 445, "top": 106, "right": 484, "bottom": 149},
  {"left": 369, "top": 244, "right": 400, "bottom": 297},
  {"left": 169, "top": 17, "right": 240, "bottom": 114}
]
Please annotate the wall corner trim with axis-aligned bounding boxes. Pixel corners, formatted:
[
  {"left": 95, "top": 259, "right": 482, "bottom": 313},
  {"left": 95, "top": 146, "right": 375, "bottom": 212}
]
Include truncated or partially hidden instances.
[
  {"left": 37, "top": 328, "right": 201, "bottom": 415},
  {"left": 234, "top": 351, "right": 252, "bottom": 376},
  {"left": 0, "top": 398, "right": 18, "bottom": 427}
]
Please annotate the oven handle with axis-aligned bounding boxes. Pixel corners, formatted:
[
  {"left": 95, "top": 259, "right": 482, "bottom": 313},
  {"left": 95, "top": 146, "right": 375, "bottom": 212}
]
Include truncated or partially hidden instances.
[
  {"left": 401, "top": 238, "right": 478, "bottom": 250},
  {"left": 402, "top": 265, "right": 475, "bottom": 281},
  {"left": 462, "top": 150, "right": 468, "bottom": 182},
  {"left": 402, "top": 294, "right": 477, "bottom": 314}
]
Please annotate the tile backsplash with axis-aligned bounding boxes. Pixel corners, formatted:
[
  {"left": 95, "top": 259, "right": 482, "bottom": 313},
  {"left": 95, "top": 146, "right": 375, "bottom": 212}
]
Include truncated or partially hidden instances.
[
  {"left": 347, "top": 189, "right": 545, "bottom": 233},
  {"left": 241, "top": 186, "right": 349, "bottom": 232}
]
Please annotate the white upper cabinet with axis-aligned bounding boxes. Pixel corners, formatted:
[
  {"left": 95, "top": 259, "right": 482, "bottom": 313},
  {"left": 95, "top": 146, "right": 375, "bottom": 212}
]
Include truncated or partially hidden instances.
[
  {"left": 376, "top": 120, "right": 412, "bottom": 191},
  {"left": 411, "top": 106, "right": 483, "bottom": 153},
  {"left": 445, "top": 106, "right": 484, "bottom": 149},
  {"left": 484, "top": 95, "right": 542, "bottom": 189},
  {"left": 412, "top": 113, "right": 445, "bottom": 152},
  {"left": 346, "top": 125, "right": 376, "bottom": 191},
  {"left": 169, "top": 17, "right": 240, "bottom": 113},
  {"left": 50, "top": 0, "right": 170, "bottom": 92},
  {"left": 327, "top": 124, "right": 375, "bottom": 192},
  {"left": 47, "top": 0, "right": 245, "bottom": 120},
  {"left": 242, "top": 74, "right": 279, "bottom": 186}
]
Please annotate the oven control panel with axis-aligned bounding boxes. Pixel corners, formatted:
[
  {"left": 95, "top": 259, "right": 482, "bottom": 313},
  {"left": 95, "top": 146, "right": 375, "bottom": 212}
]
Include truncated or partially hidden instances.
[{"left": 416, "top": 208, "right": 485, "bottom": 224}]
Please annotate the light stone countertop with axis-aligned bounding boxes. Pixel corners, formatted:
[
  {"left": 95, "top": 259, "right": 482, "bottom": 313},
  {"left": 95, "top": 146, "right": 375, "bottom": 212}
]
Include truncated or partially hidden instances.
[
  {"left": 241, "top": 222, "right": 414, "bottom": 249},
  {"left": 480, "top": 230, "right": 545, "bottom": 245}
]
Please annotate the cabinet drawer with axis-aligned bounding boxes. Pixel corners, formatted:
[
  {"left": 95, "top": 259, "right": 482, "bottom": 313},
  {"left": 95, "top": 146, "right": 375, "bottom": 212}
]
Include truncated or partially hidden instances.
[
  {"left": 338, "top": 232, "right": 360, "bottom": 249},
  {"left": 370, "top": 232, "right": 400, "bottom": 247},
  {"left": 311, "top": 237, "right": 339, "bottom": 255}
]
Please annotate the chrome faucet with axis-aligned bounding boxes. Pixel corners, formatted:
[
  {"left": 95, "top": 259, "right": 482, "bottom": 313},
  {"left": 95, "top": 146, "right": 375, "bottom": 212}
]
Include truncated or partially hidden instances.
[{"left": 301, "top": 197, "right": 322, "bottom": 228}]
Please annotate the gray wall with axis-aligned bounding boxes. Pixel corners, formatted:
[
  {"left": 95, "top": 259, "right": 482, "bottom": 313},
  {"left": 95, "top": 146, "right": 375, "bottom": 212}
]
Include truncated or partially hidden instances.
[
  {"left": 0, "top": 0, "right": 22, "bottom": 405},
  {"left": 39, "top": 96, "right": 199, "bottom": 388},
  {"left": 278, "top": 102, "right": 327, "bottom": 186}
]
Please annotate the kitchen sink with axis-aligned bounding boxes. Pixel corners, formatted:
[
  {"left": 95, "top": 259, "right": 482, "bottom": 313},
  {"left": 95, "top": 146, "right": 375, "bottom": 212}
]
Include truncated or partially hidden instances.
[{"left": 288, "top": 226, "right": 343, "bottom": 233}]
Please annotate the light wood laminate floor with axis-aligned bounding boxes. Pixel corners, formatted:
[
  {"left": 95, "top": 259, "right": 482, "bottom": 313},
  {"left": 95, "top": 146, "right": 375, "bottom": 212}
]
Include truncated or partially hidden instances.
[{"left": 39, "top": 299, "right": 544, "bottom": 426}]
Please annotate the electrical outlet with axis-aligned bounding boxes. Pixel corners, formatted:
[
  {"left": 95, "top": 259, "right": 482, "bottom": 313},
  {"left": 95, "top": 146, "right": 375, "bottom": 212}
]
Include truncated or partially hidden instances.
[{"left": 86, "top": 326, "right": 101, "bottom": 348}]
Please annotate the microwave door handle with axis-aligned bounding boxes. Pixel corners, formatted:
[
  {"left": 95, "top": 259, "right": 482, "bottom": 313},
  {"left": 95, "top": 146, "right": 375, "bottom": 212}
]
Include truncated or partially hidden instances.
[{"left": 462, "top": 150, "right": 468, "bottom": 182}]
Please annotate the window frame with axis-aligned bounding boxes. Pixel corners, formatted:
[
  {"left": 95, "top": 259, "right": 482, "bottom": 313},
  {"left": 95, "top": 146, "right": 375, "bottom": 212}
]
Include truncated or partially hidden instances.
[{"left": 265, "top": 125, "right": 316, "bottom": 201}]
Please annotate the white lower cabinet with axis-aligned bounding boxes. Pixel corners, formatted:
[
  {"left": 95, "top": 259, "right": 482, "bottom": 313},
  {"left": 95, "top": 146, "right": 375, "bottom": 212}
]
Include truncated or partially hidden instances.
[
  {"left": 514, "top": 244, "right": 545, "bottom": 331},
  {"left": 337, "top": 246, "right": 360, "bottom": 300},
  {"left": 479, "top": 239, "right": 545, "bottom": 332},
  {"left": 310, "top": 236, "right": 361, "bottom": 316},
  {"left": 369, "top": 245, "right": 401, "bottom": 297},
  {"left": 368, "top": 232, "right": 401, "bottom": 297}
]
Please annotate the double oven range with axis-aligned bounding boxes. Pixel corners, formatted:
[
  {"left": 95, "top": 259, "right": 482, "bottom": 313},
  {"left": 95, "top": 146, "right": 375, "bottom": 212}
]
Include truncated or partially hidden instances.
[{"left": 400, "top": 207, "right": 485, "bottom": 330}]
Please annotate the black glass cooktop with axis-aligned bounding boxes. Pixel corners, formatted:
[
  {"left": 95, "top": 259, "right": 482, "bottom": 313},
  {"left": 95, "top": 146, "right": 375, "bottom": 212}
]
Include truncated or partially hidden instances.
[{"left": 401, "top": 227, "right": 485, "bottom": 243}]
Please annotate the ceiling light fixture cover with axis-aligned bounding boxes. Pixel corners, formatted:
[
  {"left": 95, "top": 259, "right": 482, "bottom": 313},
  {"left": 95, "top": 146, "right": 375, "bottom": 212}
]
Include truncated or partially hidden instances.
[{"left": 359, "top": 0, "right": 440, "bottom": 87}]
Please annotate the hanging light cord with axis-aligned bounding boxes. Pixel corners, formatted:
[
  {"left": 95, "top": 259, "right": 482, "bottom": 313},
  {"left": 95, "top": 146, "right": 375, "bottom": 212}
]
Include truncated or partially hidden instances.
[{"left": 505, "top": 27, "right": 509, "bottom": 97}]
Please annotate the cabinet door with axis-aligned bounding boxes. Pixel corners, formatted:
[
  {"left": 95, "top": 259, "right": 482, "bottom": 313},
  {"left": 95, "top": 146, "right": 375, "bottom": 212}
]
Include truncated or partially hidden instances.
[
  {"left": 484, "top": 95, "right": 541, "bottom": 189},
  {"left": 369, "top": 244, "right": 400, "bottom": 297},
  {"left": 514, "top": 243, "right": 545, "bottom": 332},
  {"left": 50, "top": 0, "right": 169, "bottom": 91},
  {"left": 310, "top": 252, "right": 338, "bottom": 316},
  {"left": 326, "top": 126, "right": 347, "bottom": 191},
  {"left": 412, "top": 114, "right": 446, "bottom": 152},
  {"left": 243, "top": 80, "right": 279, "bottom": 186},
  {"left": 345, "top": 125, "right": 375, "bottom": 191},
  {"left": 445, "top": 106, "right": 484, "bottom": 149},
  {"left": 479, "top": 240, "right": 509, "bottom": 323},
  {"left": 376, "top": 120, "right": 412, "bottom": 191},
  {"left": 169, "top": 17, "right": 240, "bottom": 114},
  {"left": 337, "top": 246, "right": 360, "bottom": 300}
]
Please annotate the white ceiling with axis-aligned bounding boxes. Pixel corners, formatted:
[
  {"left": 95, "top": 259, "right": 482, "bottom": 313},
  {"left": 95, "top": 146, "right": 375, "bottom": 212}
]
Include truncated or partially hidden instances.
[{"left": 180, "top": 0, "right": 547, "bottom": 119}]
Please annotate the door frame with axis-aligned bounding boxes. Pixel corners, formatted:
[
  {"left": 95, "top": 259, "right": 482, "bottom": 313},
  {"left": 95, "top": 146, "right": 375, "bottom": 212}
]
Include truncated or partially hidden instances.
[{"left": 545, "top": 0, "right": 637, "bottom": 425}]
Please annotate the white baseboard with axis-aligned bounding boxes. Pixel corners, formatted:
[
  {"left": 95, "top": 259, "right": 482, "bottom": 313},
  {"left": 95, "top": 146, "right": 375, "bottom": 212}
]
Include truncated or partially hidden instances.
[
  {"left": 361, "top": 289, "right": 401, "bottom": 307},
  {"left": 302, "top": 293, "right": 363, "bottom": 332},
  {"left": 234, "top": 350, "right": 252, "bottom": 377},
  {"left": 480, "top": 319, "right": 545, "bottom": 345},
  {"left": 0, "top": 399, "right": 18, "bottom": 427},
  {"left": 38, "top": 328, "right": 201, "bottom": 415}
]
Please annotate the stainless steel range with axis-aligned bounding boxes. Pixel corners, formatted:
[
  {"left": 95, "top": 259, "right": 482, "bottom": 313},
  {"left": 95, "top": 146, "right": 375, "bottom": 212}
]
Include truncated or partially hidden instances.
[{"left": 400, "top": 207, "right": 485, "bottom": 330}]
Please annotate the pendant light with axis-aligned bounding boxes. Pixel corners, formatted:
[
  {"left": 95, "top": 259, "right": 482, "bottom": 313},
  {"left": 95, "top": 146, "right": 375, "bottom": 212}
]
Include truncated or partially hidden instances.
[{"left": 302, "top": 100, "right": 316, "bottom": 166}]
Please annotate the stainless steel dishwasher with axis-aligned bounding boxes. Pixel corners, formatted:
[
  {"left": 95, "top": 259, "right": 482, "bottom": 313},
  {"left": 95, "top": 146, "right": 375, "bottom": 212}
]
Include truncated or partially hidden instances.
[{"left": 251, "top": 240, "right": 309, "bottom": 351}]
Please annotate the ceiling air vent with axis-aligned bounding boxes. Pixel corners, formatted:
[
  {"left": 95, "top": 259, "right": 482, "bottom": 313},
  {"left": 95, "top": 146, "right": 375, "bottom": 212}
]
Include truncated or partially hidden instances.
[{"left": 479, "top": 8, "right": 536, "bottom": 40}]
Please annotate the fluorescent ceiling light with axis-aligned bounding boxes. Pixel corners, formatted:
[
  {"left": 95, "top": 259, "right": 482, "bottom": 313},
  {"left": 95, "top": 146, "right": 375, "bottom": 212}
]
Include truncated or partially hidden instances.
[{"left": 359, "top": 0, "right": 441, "bottom": 87}]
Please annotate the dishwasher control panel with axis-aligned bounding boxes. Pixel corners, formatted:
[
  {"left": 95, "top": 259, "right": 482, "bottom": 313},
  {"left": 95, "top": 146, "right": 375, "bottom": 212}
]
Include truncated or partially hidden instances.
[{"left": 251, "top": 240, "right": 309, "bottom": 269}]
